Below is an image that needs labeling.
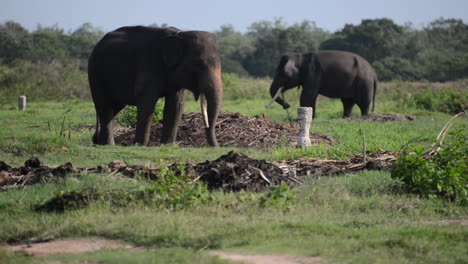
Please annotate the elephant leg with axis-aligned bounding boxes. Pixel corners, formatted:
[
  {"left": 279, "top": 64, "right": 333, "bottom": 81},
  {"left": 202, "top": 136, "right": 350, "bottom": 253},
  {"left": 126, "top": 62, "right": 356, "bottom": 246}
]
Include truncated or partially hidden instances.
[
  {"left": 95, "top": 103, "right": 125, "bottom": 145},
  {"left": 357, "top": 81, "right": 372, "bottom": 116},
  {"left": 95, "top": 103, "right": 118, "bottom": 145},
  {"left": 341, "top": 98, "right": 355, "bottom": 117},
  {"left": 161, "top": 90, "right": 185, "bottom": 144},
  {"left": 135, "top": 99, "right": 157, "bottom": 146},
  {"left": 92, "top": 112, "right": 100, "bottom": 144},
  {"left": 300, "top": 89, "right": 318, "bottom": 118},
  {"left": 358, "top": 103, "right": 370, "bottom": 116}
]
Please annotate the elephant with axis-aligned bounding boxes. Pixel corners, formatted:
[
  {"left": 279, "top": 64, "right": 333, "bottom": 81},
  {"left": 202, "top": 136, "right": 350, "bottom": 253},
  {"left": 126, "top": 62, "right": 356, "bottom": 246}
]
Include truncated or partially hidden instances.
[
  {"left": 88, "top": 26, "right": 223, "bottom": 146},
  {"left": 268, "top": 51, "right": 377, "bottom": 118}
]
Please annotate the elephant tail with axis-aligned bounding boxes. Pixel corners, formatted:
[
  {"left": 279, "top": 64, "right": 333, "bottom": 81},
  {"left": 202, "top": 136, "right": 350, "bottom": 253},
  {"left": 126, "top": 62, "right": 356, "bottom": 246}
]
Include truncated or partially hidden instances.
[{"left": 372, "top": 78, "right": 377, "bottom": 113}]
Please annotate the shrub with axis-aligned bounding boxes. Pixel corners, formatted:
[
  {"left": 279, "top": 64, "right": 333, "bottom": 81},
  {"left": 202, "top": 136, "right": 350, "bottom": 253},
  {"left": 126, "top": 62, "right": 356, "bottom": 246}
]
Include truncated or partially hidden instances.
[
  {"left": 0, "top": 60, "right": 90, "bottom": 104},
  {"left": 391, "top": 126, "right": 468, "bottom": 205},
  {"left": 259, "top": 182, "right": 295, "bottom": 211},
  {"left": 221, "top": 72, "right": 270, "bottom": 100},
  {"left": 116, "top": 102, "right": 164, "bottom": 128},
  {"left": 412, "top": 88, "right": 468, "bottom": 114}
]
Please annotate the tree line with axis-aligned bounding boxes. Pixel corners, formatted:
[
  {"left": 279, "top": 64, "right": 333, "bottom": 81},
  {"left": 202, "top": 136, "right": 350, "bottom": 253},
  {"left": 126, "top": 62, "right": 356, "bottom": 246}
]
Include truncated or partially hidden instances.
[{"left": 1, "top": 18, "right": 467, "bottom": 81}]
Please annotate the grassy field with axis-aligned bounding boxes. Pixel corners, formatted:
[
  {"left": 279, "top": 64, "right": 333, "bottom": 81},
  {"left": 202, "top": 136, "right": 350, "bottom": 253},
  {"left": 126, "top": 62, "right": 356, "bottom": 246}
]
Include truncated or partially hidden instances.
[{"left": 0, "top": 80, "right": 467, "bottom": 263}]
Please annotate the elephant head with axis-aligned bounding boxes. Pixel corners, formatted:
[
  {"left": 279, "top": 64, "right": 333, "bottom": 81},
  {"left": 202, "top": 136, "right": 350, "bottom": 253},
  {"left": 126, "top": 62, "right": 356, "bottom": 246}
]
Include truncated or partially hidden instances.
[
  {"left": 269, "top": 53, "right": 319, "bottom": 109},
  {"left": 161, "top": 31, "right": 223, "bottom": 146}
]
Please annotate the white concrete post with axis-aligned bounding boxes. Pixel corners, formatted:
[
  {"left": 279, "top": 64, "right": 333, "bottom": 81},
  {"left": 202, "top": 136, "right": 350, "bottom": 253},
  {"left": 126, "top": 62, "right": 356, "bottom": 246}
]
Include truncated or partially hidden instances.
[
  {"left": 297, "top": 107, "right": 313, "bottom": 147},
  {"left": 18, "top": 96, "right": 27, "bottom": 111}
]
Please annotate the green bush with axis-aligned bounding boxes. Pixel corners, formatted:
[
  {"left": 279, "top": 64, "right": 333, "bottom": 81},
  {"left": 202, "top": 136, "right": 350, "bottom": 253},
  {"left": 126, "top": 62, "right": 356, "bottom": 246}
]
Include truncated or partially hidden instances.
[
  {"left": 0, "top": 60, "right": 89, "bottom": 104},
  {"left": 391, "top": 127, "right": 468, "bottom": 205},
  {"left": 116, "top": 102, "right": 164, "bottom": 128},
  {"left": 259, "top": 182, "right": 295, "bottom": 211},
  {"left": 412, "top": 88, "right": 468, "bottom": 114},
  {"left": 221, "top": 72, "right": 270, "bottom": 100}
]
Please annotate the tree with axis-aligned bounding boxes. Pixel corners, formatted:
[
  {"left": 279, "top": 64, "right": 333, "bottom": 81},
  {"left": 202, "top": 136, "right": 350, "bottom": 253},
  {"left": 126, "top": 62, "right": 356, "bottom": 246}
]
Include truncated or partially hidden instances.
[
  {"left": 0, "top": 21, "right": 30, "bottom": 63},
  {"left": 213, "top": 25, "right": 254, "bottom": 76},
  {"left": 26, "top": 25, "right": 70, "bottom": 62},
  {"left": 244, "top": 19, "right": 329, "bottom": 77},
  {"left": 68, "top": 23, "right": 104, "bottom": 60},
  {"left": 425, "top": 18, "right": 468, "bottom": 52},
  {"left": 320, "top": 18, "right": 404, "bottom": 62}
]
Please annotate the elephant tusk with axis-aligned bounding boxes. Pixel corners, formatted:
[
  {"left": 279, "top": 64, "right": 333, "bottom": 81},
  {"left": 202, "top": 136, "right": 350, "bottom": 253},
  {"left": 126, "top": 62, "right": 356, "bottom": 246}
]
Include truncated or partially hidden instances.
[
  {"left": 200, "top": 94, "right": 209, "bottom": 128},
  {"left": 265, "top": 87, "right": 283, "bottom": 108}
]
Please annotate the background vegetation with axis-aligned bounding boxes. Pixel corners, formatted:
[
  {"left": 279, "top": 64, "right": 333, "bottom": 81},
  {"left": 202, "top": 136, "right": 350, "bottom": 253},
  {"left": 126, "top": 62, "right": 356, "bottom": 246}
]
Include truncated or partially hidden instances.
[{"left": 1, "top": 18, "right": 468, "bottom": 104}]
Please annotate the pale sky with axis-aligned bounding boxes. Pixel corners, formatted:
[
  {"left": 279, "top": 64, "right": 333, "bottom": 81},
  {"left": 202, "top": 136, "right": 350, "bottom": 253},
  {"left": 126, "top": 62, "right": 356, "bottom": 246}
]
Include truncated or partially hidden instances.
[{"left": 1, "top": 0, "right": 467, "bottom": 33}]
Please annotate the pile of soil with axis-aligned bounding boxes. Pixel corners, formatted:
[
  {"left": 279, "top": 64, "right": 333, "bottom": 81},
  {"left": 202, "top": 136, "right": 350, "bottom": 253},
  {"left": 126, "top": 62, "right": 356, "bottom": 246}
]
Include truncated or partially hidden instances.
[
  {"left": 114, "top": 111, "right": 334, "bottom": 148},
  {"left": 0, "top": 151, "right": 397, "bottom": 192},
  {"left": 347, "top": 113, "right": 416, "bottom": 122}
]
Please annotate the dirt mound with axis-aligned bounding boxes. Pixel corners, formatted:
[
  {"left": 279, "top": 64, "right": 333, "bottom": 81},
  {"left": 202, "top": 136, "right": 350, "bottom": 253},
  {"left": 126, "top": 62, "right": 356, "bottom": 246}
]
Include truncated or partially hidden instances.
[
  {"left": 347, "top": 114, "right": 416, "bottom": 122},
  {"left": 1, "top": 152, "right": 397, "bottom": 192},
  {"left": 114, "top": 111, "right": 334, "bottom": 148}
]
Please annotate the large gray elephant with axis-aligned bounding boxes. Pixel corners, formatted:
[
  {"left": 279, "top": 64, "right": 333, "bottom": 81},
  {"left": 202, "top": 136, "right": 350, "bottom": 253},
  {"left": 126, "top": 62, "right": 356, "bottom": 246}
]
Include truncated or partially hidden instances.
[
  {"left": 88, "top": 26, "right": 223, "bottom": 146},
  {"left": 269, "top": 51, "right": 377, "bottom": 118}
]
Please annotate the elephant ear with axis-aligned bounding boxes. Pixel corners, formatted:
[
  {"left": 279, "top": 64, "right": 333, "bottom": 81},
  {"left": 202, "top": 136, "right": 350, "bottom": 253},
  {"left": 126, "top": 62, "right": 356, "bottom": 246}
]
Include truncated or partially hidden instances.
[
  {"left": 162, "top": 34, "right": 185, "bottom": 68},
  {"left": 283, "top": 56, "right": 299, "bottom": 79}
]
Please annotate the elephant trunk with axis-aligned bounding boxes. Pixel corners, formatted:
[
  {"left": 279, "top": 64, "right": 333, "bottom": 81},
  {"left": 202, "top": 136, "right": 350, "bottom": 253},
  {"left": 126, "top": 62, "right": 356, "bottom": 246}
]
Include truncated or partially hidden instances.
[
  {"left": 269, "top": 77, "right": 289, "bottom": 109},
  {"left": 200, "top": 69, "right": 222, "bottom": 147}
]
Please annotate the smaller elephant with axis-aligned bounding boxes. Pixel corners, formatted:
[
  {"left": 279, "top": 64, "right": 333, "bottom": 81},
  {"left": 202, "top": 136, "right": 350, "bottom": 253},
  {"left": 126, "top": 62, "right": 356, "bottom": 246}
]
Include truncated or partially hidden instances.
[{"left": 268, "top": 51, "right": 378, "bottom": 118}]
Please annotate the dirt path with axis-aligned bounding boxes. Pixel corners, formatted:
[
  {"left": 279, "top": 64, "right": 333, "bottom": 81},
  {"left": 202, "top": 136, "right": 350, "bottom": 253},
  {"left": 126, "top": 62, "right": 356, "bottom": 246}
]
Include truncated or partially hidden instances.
[
  {"left": 4, "top": 238, "right": 131, "bottom": 256},
  {"left": 4, "top": 238, "right": 327, "bottom": 263},
  {"left": 211, "top": 251, "right": 326, "bottom": 264}
]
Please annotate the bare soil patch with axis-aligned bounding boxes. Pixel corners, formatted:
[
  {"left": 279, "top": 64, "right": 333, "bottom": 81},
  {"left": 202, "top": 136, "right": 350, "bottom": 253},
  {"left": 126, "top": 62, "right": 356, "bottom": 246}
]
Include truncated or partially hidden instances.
[
  {"left": 4, "top": 238, "right": 131, "bottom": 256},
  {"left": 4, "top": 238, "right": 327, "bottom": 263},
  {"left": 114, "top": 111, "right": 334, "bottom": 148},
  {"left": 346, "top": 113, "right": 416, "bottom": 122},
  {"left": 211, "top": 251, "right": 326, "bottom": 264}
]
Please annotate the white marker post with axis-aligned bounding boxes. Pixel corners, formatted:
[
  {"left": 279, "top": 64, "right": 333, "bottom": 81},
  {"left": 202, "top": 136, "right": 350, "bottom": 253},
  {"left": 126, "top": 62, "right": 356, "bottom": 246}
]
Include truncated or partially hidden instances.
[
  {"left": 297, "top": 107, "right": 313, "bottom": 147},
  {"left": 18, "top": 96, "right": 27, "bottom": 111}
]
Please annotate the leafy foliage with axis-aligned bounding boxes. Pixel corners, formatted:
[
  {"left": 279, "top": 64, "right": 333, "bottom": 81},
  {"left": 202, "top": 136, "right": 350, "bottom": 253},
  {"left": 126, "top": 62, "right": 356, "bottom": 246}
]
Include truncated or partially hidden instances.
[
  {"left": 391, "top": 127, "right": 468, "bottom": 205},
  {"left": 259, "top": 182, "right": 295, "bottom": 211},
  {"left": 243, "top": 19, "right": 329, "bottom": 76},
  {"left": 116, "top": 103, "right": 164, "bottom": 128},
  {"left": 321, "top": 18, "right": 405, "bottom": 63},
  {"left": 0, "top": 60, "right": 89, "bottom": 103},
  {"left": 410, "top": 88, "right": 467, "bottom": 114}
]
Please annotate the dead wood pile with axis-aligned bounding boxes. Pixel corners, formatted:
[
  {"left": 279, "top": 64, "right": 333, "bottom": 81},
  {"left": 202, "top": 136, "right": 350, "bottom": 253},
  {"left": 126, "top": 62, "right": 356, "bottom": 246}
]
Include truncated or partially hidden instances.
[
  {"left": 347, "top": 114, "right": 416, "bottom": 122},
  {"left": 114, "top": 111, "right": 334, "bottom": 148},
  {"left": 0, "top": 151, "right": 397, "bottom": 192}
]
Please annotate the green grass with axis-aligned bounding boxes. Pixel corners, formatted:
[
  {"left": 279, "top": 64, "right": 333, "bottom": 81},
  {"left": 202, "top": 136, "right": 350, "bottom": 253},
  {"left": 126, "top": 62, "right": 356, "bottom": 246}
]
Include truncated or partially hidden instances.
[
  {"left": 1, "top": 95, "right": 463, "bottom": 166},
  {"left": 0, "top": 80, "right": 467, "bottom": 263},
  {"left": 0, "top": 172, "right": 466, "bottom": 263}
]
